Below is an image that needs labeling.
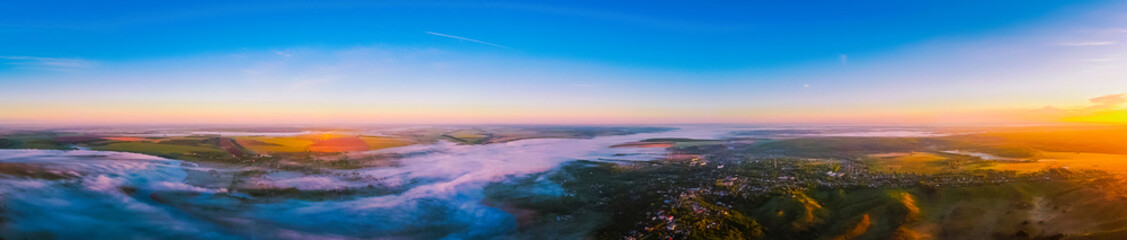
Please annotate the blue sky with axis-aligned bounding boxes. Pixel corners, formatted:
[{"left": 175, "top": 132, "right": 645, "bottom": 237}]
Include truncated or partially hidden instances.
[
  {"left": 1, "top": 0, "right": 1126, "bottom": 124},
  {"left": 1, "top": 0, "right": 1113, "bottom": 69}
]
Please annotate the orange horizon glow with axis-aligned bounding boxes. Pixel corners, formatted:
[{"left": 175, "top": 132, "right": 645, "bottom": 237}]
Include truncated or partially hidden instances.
[{"left": 1, "top": 95, "right": 1124, "bottom": 125}]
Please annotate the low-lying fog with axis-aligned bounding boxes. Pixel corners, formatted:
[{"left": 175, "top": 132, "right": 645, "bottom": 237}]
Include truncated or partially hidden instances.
[{"left": 0, "top": 126, "right": 732, "bottom": 239}]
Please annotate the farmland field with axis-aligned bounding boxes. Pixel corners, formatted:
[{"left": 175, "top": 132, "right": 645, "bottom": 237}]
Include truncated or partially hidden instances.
[
  {"left": 985, "top": 151, "right": 1127, "bottom": 174},
  {"left": 92, "top": 141, "right": 227, "bottom": 156},
  {"left": 235, "top": 134, "right": 413, "bottom": 153},
  {"left": 235, "top": 136, "right": 314, "bottom": 153}
]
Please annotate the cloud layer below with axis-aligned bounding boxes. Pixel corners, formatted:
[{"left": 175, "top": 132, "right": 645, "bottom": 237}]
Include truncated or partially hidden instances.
[{"left": 0, "top": 126, "right": 732, "bottom": 239}]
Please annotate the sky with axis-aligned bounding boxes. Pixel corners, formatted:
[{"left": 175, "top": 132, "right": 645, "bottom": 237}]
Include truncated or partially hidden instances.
[{"left": 1, "top": 0, "right": 1126, "bottom": 125}]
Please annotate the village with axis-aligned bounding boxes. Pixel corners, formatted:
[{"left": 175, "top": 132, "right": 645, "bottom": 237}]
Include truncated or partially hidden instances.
[{"left": 596, "top": 145, "right": 1112, "bottom": 239}]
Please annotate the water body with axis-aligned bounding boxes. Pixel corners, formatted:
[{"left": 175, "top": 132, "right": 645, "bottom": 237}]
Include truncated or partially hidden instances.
[{"left": 942, "top": 150, "right": 1021, "bottom": 161}]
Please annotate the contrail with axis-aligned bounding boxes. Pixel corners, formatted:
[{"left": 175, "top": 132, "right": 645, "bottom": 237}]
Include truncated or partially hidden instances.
[{"left": 425, "top": 31, "right": 513, "bottom": 50}]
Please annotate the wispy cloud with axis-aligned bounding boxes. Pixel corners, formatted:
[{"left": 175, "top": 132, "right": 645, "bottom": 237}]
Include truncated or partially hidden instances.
[
  {"left": 287, "top": 77, "right": 333, "bottom": 90},
  {"left": 425, "top": 31, "right": 513, "bottom": 50},
  {"left": 1088, "top": 92, "right": 1127, "bottom": 109},
  {"left": 1076, "top": 28, "right": 1127, "bottom": 34},
  {"left": 0, "top": 56, "right": 94, "bottom": 71},
  {"left": 838, "top": 54, "right": 848, "bottom": 66},
  {"left": 570, "top": 83, "right": 604, "bottom": 88},
  {"left": 1004, "top": 92, "right": 1127, "bottom": 123},
  {"left": 1054, "top": 41, "right": 1116, "bottom": 46},
  {"left": 1080, "top": 57, "right": 1120, "bottom": 62},
  {"left": 1026, "top": 92, "right": 1126, "bottom": 113}
]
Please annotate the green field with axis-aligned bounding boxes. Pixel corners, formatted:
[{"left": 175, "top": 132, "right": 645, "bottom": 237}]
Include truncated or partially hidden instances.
[
  {"left": 444, "top": 130, "right": 491, "bottom": 144},
  {"left": 235, "top": 136, "right": 315, "bottom": 153},
  {"left": 488, "top": 158, "right": 1127, "bottom": 239},
  {"left": 866, "top": 152, "right": 995, "bottom": 174},
  {"left": 92, "top": 142, "right": 227, "bottom": 156},
  {"left": 0, "top": 133, "right": 73, "bottom": 150}
]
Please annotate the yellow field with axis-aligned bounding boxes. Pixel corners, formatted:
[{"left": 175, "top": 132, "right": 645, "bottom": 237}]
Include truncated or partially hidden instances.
[
  {"left": 445, "top": 130, "right": 489, "bottom": 143},
  {"left": 359, "top": 136, "right": 413, "bottom": 150},
  {"left": 235, "top": 134, "right": 413, "bottom": 153},
  {"left": 985, "top": 151, "right": 1127, "bottom": 175},
  {"left": 867, "top": 152, "right": 987, "bottom": 174},
  {"left": 871, "top": 150, "right": 1127, "bottom": 176},
  {"left": 958, "top": 127, "right": 1127, "bottom": 155},
  {"left": 235, "top": 136, "right": 314, "bottom": 153},
  {"left": 296, "top": 133, "right": 348, "bottom": 141}
]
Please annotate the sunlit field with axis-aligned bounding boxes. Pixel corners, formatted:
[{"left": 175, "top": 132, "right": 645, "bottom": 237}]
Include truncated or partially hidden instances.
[
  {"left": 235, "top": 134, "right": 412, "bottom": 153},
  {"left": 987, "top": 151, "right": 1127, "bottom": 174},
  {"left": 867, "top": 152, "right": 994, "bottom": 174}
]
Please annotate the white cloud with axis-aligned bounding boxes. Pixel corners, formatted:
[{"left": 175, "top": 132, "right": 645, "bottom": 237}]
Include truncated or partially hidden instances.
[
  {"left": 425, "top": 31, "right": 514, "bottom": 50},
  {"left": 287, "top": 77, "right": 333, "bottom": 90},
  {"left": 1088, "top": 92, "right": 1127, "bottom": 109},
  {"left": 1080, "top": 57, "right": 1120, "bottom": 62},
  {"left": 0, "top": 56, "right": 94, "bottom": 70},
  {"left": 570, "top": 83, "right": 604, "bottom": 88}
]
